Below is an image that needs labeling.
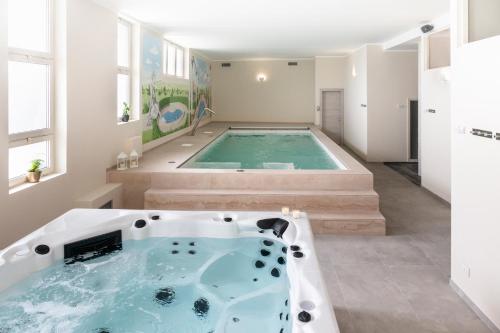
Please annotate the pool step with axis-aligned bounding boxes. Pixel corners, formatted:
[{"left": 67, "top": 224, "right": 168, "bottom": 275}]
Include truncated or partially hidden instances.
[
  {"left": 147, "top": 172, "right": 374, "bottom": 191},
  {"left": 308, "top": 212, "right": 386, "bottom": 235},
  {"left": 144, "top": 188, "right": 380, "bottom": 214}
]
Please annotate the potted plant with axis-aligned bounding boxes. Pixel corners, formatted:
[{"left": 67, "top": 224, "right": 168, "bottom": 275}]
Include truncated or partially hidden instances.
[
  {"left": 121, "top": 102, "right": 130, "bottom": 122},
  {"left": 26, "top": 159, "right": 43, "bottom": 183}
]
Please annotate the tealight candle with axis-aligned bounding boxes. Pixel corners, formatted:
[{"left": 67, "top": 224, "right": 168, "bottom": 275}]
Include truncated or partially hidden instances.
[
  {"left": 282, "top": 207, "right": 290, "bottom": 216},
  {"left": 292, "top": 210, "right": 301, "bottom": 218}
]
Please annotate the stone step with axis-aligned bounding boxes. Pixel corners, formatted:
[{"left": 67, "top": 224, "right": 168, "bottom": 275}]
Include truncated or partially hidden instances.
[
  {"left": 308, "top": 212, "right": 386, "bottom": 235},
  {"left": 148, "top": 171, "right": 373, "bottom": 191},
  {"left": 144, "top": 188, "right": 380, "bottom": 213}
]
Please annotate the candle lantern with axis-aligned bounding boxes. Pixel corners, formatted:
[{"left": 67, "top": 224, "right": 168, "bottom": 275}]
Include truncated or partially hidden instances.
[
  {"left": 129, "top": 150, "right": 139, "bottom": 169},
  {"left": 117, "top": 152, "right": 128, "bottom": 171}
]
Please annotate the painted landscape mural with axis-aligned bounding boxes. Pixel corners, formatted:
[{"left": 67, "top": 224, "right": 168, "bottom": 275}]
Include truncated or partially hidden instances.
[
  {"left": 141, "top": 31, "right": 189, "bottom": 144},
  {"left": 191, "top": 55, "right": 211, "bottom": 122}
]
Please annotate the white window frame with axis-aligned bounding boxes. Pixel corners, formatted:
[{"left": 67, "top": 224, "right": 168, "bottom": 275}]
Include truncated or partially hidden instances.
[
  {"left": 117, "top": 18, "right": 132, "bottom": 122},
  {"left": 8, "top": 0, "right": 55, "bottom": 188},
  {"left": 164, "top": 40, "right": 186, "bottom": 79}
]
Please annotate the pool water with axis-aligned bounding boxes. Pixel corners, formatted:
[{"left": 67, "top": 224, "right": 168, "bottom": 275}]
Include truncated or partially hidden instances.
[
  {"left": 0, "top": 237, "right": 291, "bottom": 333},
  {"left": 181, "top": 130, "right": 340, "bottom": 170}
]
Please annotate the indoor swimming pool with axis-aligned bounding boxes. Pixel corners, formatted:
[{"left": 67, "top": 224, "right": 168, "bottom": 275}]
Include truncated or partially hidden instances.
[{"left": 181, "top": 129, "right": 344, "bottom": 170}]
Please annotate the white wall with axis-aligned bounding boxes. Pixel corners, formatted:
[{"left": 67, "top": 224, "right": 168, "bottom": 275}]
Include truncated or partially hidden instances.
[
  {"left": 211, "top": 60, "right": 315, "bottom": 123},
  {"left": 0, "top": 0, "right": 142, "bottom": 248},
  {"left": 343, "top": 45, "right": 418, "bottom": 161},
  {"left": 343, "top": 47, "right": 368, "bottom": 158},
  {"left": 314, "top": 57, "right": 346, "bottom": 125},
  {"left": 367, "top": 45, "right": 418, "bottom": 162},
  {"left": 451, "top": 15, "right": 500, "bottom": 330},
  {"left": 420, "top": 34, "right": 451, "bottom": 202}
]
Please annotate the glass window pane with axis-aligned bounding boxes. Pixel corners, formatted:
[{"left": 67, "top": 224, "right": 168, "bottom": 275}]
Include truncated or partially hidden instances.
[
  {"left": 8, "top": 61, "right": 50, "bottom": 134},
  {"left": 117, "top": 74, "right": 130, "bottom": 119},
  {"left": 8, "top": 0, "right": 49, "bottom": 52},
  {"left": 9, "top": 140, "right": 50, "bottom": 179},
  {"left": 167, "top": 44, "right": 176, "bottom": 75},
  {"left": 117, "top": 21, "right": 130, "bottom": 67},
  {"left": 176, "top": 48, "right": 184, "bottom": 77}
]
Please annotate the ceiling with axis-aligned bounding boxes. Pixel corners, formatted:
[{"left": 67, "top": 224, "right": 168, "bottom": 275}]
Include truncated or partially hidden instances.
[{"left": 95, "top": 0, "right": 449, "bottom": 60}]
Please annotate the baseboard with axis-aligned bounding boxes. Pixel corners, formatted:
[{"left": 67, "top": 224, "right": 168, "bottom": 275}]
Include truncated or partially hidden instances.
[{"left": 450, "top": 279, "right": 500, "bottom": 333}]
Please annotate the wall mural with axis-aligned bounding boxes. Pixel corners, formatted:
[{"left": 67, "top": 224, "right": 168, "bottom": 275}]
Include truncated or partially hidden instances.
[
  {"left": 141, "top": 31, "right": 190, "bottom": 144},
  {"left": 191, "top": 55, "right": 211, "bottom": 122}
]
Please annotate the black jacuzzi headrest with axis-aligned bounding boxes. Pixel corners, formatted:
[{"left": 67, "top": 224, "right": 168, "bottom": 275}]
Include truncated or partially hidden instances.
[{"left": 256, "top": 218, "right": 289, "bottom": 238}]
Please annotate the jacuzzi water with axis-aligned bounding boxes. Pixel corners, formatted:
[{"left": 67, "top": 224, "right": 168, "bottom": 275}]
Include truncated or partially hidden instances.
[
  {"left": 181, "top": 130, "right": 341, "bottom": 170},
  {"left": 0, "top": 237, "right": 291, "bottom": 333}
]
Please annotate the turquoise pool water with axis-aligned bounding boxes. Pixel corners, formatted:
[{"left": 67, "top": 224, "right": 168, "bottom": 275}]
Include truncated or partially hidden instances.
[
  {"left": 0, "top": 237, "right": 291, "bottom": 333},
  {"left": 181, "top": 130, "right": 341, "bottom": 170}
]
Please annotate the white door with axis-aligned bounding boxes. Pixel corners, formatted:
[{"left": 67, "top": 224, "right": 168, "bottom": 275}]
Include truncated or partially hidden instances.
[{"left": 321, "top": 90, "right": 343, "bottom": 144}]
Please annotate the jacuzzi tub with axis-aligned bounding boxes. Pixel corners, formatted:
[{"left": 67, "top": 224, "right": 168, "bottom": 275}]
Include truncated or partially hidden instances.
[{"left": 0, "top": 209, "right": 339, "bottom": 333}]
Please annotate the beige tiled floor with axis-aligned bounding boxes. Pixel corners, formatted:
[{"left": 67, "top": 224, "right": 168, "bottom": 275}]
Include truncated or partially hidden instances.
[{"left": 316, "top": 162, "right": 492, "bottom": 333}]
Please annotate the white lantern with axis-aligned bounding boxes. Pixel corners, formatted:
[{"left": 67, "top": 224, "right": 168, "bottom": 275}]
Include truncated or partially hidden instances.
[
  {"left": 129, "top": 150, "right": 139, "bottom": 169},
  {"left": 117, "top": 152, "right": 128, "bottom": 171}
]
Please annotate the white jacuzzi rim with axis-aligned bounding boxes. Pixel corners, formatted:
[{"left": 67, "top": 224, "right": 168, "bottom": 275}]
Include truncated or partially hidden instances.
[{"left": 0, "top": 209, "right": 340, "bottom": 333}]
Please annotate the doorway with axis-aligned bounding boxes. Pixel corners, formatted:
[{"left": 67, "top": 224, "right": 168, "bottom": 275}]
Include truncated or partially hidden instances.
[
  {"left": 409, "top": 100, "right": 418, "bottom": 161},
  {"left": 321, "top": 89, "right": 344, "bottom": 145}
]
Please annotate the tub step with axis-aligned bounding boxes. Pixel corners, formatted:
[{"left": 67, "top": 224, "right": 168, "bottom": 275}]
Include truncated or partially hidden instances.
[
  {"left": 144, "top": 188, "right": 380, "bottom": 213},
  {"left": 308, "top": 212, "right": 386, "bottom": 235}
]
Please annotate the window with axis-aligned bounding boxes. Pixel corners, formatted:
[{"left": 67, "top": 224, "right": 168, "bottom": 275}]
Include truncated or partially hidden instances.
[
  {"left": 468, "top": 0, "right": 500, "bottom": 43},
  {"left": 176, "top": 48, "right": 184, "bottom": 77},
  {"left": 117, "top": 19, "right": 132, "bottom": 121},
  {"left": 164, "top": 41, "right": 186, "bottom": 78},
  {"left": 167, "top": 43, "right": 176, "bottom": 76},
  {"left": 7, "top": 0, "right": 54, "bottom": 186}
]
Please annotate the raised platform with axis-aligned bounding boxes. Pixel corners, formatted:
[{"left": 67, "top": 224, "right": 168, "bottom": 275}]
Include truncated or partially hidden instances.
[{"left": 108, "top": 122, "right": 386, "bottom": 235}]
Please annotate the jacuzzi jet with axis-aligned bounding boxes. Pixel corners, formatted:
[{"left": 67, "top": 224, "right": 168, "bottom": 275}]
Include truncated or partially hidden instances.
[
  {"left": 155, "top": 287, "right": 176, "bottom": 305},
  {"left": 95, "top": 328, "right": 110, "bottom": 333},
  {"left": 134, "top": 219, "right": 146, "bottom": 228},
  {"left": 171, "top": 250, "right": 179, "bottom": 254},
  {"left": 290, "top": 245, "right": 301, "bottom": 252},
  {"left": 277, "top": 257, "right": 286, "bottom": 265},
  {"left": 271, "top": 268, "right": 281, "bottom": 278},
  {"left": 34, "top": 244, "right": 50, "bottom": 255},
  {"left": 263, "top": 240, "right": 274, "bottom": 246},
  {"left": 282, "top": 246, "right": 287, "bottom": 254},
  {"left": 189, "top": 242, "right": 196, "bottom": 246},
  {"left": 223, "top": 217, "right": 233, "bottom": 222},
  {"left": 254, "top": 260, "right": 265, "bottom": 268},
  {"left": 188, "top": 250, "right": 196, "bottom": 255},
  {"left": 293, "top": 252, "right": 304, "bottom": 258},
  {"left": 232, "top": 317, "right": 240, "bottom": 323},
  {"left": 260, "top": 249, "right": 271, "bottom": 257},
  {"left": 256, "top": 218, "right": 289, "bottom": 238},
  {"left": 193, "top": 297, "right": 209, "bottom": 317},
  {"left": 298, "top": 311, "right": 312, "bottom": 323},
  {"left": 151, "top": 215, "right": 160, "bottom": 221}
]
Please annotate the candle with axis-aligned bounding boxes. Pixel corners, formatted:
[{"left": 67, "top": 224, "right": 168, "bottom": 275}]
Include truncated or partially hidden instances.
[{"left": 282, "top": 207, "right": 290, "bottom": 216}]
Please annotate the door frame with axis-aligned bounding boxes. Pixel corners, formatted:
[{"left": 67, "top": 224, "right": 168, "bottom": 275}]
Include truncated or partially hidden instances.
[
  {"left": 320, "top": 89, "right": 344, "bottom": 145},
  {"left": 407, "top": 98, "right": 419, "bottom": 162}
]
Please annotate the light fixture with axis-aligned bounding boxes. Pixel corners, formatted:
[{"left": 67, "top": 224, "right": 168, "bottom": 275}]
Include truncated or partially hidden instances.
[
  {"left": 257, "top": 73, "right": 267, "bottom": 82},
  {"left": 352, "top": 65, "right": 357, "bottom": 78}
]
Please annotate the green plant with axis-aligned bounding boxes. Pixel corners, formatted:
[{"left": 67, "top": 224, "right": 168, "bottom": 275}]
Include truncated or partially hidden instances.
[
  {"left": 28, "top": 159, "right": 44, "bottom": 172},
  {"left": 122, "top": 102, "right": 130, "bottom": 117}
]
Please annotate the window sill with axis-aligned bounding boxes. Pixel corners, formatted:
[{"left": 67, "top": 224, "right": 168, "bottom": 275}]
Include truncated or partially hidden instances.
[
  {"left": 117, "top": 119, "right": 140, "bottom": 126},
  {"left": 9, "top": 172, "right": 66, "bottom": 195}
]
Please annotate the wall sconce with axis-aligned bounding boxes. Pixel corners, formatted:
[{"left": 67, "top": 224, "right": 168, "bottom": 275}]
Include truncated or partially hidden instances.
[
  {"left": 352, "top": 65, "right": 357, "bottom": 78},
  {"left": 440, "top": 67, "right": 451, "bottom": 82},
  {"left": 256, "top": 73, "right": 267, "bottom": 82}
]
